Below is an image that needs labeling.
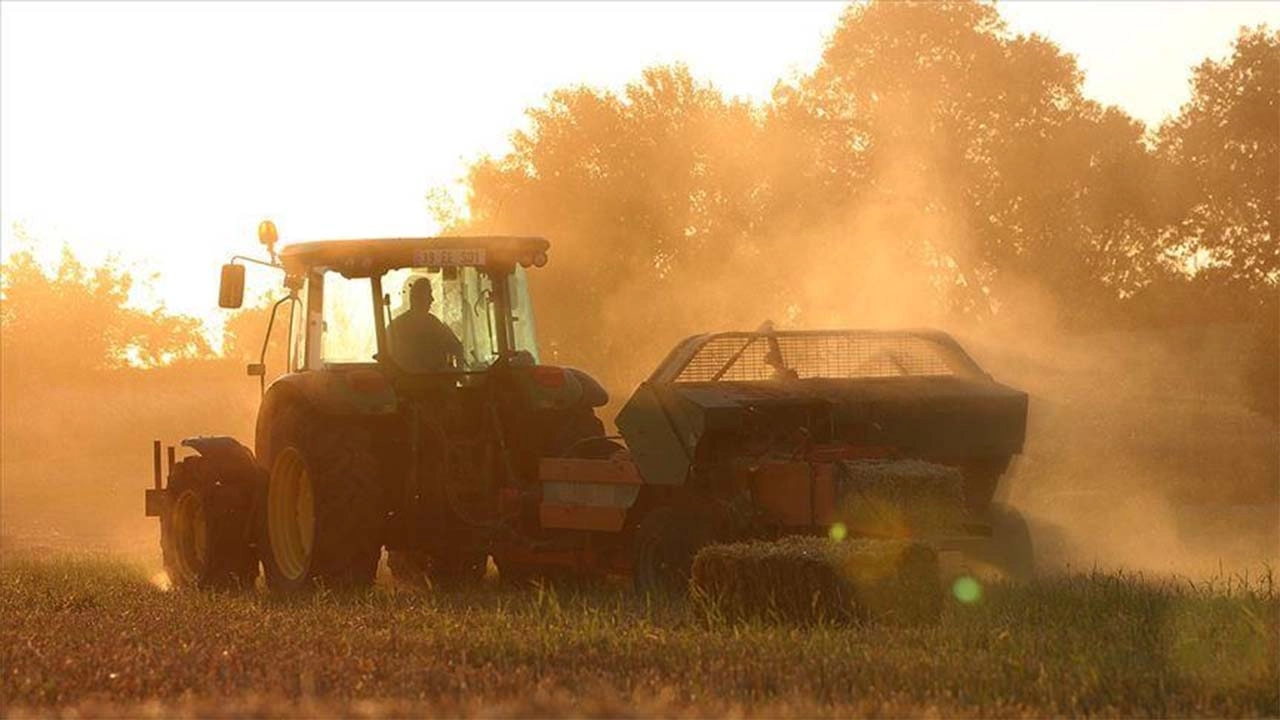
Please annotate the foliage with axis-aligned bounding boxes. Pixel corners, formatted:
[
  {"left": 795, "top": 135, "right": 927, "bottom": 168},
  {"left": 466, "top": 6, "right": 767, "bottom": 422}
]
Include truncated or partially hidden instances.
[
  {"left": 0, "top": 243, "right": 210, "bottom": 378},
  {"left": 1, "top": 4, "right": 1273, "bottom": 411},
  {"left": 1157, "top": 26, "right": 1279, "bottom": 292},
  {"left": 459, "top": 2, "right": 1277, "bottom": 404},
  {"left": 783, "top": 1, "right": 1163, "bottom": 318},
  {"left": 466, "top": 65, "right": 767, "bottom": 375}
]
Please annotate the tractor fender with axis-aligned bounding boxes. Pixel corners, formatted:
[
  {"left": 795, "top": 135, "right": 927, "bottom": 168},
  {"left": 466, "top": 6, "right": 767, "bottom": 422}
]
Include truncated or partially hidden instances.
[
  {"left": 179, "top": 436, "right": 261, "bottom": 483},
  {"left": 565, "top": 368, "right": 609, "bottom": 408},
  {"left": 253, "top": 371, "right": 396, "bottom": 466},
  {"left": 267, "top": 370, "right": 397, "bottom": 417},
  {"left": 519, "top": 366, "right": 608, "bottom": 411}
]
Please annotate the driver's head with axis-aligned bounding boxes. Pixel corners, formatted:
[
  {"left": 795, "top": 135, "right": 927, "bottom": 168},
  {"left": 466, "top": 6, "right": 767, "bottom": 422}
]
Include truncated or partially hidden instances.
[{"left": 407, "top": 277, "right": 434, "bottom": 310}]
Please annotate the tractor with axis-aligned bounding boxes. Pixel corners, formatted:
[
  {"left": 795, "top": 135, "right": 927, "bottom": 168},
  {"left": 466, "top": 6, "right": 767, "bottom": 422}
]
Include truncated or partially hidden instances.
[{"left": 146, "top": 223, "right": 1031, "bottom": 594}]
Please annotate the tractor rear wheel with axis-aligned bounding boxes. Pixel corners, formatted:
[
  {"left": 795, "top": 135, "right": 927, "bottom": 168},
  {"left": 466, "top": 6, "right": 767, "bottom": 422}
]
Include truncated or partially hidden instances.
[
  {"left": 632, "top": 507, "right": 710, "bottom": 597},
  {"left": 259, "top": 408, "right": 386, "bottom": 594},
  {"left": 160, "top": 456, "right": 257, "bottom": 590}
]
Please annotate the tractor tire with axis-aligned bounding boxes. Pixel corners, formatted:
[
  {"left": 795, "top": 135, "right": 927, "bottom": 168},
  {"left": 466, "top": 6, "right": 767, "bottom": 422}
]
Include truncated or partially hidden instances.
[
  {"left": 967, "top": 502, "right": 1035, "bottom": 582},
  {"left": 259, "top": 407, "right": 386, "bottom": 594},
  {"left": 388, "top": 549, "right": 487, "bottom": 589},
  {"left": 632, "top": 506, "right": 711, "bottom": 597},
  {"left": 160, "top": 456, "right": 258, "bottom": 590}
]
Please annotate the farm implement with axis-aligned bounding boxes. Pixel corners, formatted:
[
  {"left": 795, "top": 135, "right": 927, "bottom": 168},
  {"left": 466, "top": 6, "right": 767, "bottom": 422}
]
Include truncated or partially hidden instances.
[{"left": 146, "top": 225, "right": 1030, "bottom": 596}]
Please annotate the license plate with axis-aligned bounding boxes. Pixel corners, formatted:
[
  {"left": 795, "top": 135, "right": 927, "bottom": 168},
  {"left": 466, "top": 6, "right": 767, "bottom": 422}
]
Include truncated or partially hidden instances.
[{"left": 414, "top": 248, "right": 486, "bottom": 267}]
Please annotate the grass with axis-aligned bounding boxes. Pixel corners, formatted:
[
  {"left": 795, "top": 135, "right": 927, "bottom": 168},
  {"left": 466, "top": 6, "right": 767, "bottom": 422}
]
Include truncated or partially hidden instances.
[{"left": 1, "top": 554, "right": 1277, "bottom": 718}]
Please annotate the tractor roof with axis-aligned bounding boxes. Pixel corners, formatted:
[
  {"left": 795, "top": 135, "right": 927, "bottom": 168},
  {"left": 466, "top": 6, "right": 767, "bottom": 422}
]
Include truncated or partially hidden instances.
[{"left": 278, "top": 236, "right": 549, "bottom": 276}]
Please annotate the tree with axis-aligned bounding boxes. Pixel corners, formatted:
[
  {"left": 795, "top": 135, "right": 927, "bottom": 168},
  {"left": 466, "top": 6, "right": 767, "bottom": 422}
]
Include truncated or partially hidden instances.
[
  {"left": 1, "top": 243, "right": 211, "bottom": 381},
  {"left": 1145, "top": 26, "right": 1280, "bottom": 419},
  {"left": 1157, "top": 26, "right": 1279, "bottom": 293},
  {"left": 777, "top": 1, "right": 1164, "bottom": 324},
  {"left": 465, "top": 65, "right": 768, "bottom": 383},
  {"left": 457, "top": 0, "right": 1274, "bottom": 407}
]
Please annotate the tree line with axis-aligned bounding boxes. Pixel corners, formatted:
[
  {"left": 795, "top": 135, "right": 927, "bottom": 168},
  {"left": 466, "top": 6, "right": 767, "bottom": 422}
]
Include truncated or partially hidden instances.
[
  {"left": 454, "top": 1, "right": 1277, "bottom": 413},
  {"left": 2, "top": 1, "right": 1275, "bottom": 415}
]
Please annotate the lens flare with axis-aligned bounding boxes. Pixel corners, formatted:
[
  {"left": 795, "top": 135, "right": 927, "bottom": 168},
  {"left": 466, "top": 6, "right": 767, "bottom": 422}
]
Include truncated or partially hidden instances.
[
  {"left": 828, "top": 522, "right": 848, "bottom": 542},
  {"left": 952, "top": 575, "right": 982, "bottom": 604}
]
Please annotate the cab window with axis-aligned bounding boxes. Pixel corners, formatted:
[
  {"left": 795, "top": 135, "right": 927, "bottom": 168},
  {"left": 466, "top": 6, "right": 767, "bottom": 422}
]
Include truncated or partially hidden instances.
[
  {"left": 320, "top": 272, "right": 377, "bottom": 364},
  {"left": 381, "top": 266, "right": 539, "bottom": 370}
]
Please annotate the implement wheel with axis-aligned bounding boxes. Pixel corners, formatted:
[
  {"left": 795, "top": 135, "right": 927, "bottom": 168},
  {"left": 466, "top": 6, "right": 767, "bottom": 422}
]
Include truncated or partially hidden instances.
[
  {"left": 259, "top": 406, "right": 386, "bottom": 594},
  {"left": 160, "top": 456, "right": 257, "bottom": 590},
  {"left": 967, "top": 502, "right": 1035, "bottom": 582},
  {"left": 633, "top": 507, "right": 710, "bottom": 597}
]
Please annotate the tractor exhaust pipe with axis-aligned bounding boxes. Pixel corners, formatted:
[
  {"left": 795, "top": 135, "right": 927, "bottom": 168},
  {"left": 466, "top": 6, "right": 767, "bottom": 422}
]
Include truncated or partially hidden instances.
[
  {"left": 145, "top": 440, "right": 166, "bottom": 518},
  {"left": 152, "top": 440, "right": 162, "bottom": 490}
]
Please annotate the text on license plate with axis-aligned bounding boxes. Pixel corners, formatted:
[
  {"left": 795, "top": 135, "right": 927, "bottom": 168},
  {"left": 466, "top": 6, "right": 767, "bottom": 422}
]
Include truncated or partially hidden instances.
[{"left": 414, "top": 248, "right": 487, "bottom": 267}]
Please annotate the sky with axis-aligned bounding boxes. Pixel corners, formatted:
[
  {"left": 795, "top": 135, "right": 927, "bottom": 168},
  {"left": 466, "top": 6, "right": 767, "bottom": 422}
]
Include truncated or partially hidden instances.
[{"left": 2, "top": 0, "right": 1277, "bottom": 329}]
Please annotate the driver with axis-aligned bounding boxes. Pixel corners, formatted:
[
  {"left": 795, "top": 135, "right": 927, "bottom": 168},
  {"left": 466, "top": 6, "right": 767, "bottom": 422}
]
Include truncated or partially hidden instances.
[{"left": 388, "top": 277, "right": 464, "bottom": 371}]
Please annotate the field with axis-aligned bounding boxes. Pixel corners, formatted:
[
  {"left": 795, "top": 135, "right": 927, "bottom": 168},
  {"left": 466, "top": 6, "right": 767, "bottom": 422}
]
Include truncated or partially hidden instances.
[
  {"left": 1, "top": 329, "right": 1276, "bottom": 717},
  {"left": 2, "top": 551, "right": 1276, "bottom": 718}
]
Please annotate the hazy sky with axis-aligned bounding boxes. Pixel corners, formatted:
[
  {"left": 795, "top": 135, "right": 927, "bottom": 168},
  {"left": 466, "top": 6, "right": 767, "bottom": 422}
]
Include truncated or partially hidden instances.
[{"left": 2, "top": 1, "right": 1276, "bottom": 325}]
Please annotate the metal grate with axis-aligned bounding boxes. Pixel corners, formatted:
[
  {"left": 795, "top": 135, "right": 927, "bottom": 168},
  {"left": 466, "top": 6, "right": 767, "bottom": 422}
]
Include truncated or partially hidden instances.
[{"left": 674, "top": 332, "right": 963, "bottom": 382}]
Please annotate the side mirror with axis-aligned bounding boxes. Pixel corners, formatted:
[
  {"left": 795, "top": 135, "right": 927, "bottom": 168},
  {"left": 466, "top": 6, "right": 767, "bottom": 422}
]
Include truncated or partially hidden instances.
[{"left": 219, "top": 264, "right": 245, "bottom": 308}]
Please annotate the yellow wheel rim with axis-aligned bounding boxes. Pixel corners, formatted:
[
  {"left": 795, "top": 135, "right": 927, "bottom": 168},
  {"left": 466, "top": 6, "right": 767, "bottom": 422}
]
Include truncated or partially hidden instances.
[
  {"left": 172, "top": 489, "right": 208, "bottom": 583},
  {"left": 269, "top": 447, "right": 315, "bottom": 581}
]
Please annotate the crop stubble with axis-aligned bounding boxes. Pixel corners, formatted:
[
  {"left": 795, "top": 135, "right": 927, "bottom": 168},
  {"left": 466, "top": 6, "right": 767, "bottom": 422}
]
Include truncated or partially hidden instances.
[{"left": 1, "top": 553, "right": 1276, "bottom": 718}]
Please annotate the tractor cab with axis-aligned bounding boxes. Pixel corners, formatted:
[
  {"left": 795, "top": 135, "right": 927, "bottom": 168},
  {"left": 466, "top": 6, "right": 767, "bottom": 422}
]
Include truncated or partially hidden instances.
[
  {"left": 220, "top": 228, "right": 550, "bottom": 382},
  {"left": 280, "top": 236, "right": 547, "bottom": 376}
]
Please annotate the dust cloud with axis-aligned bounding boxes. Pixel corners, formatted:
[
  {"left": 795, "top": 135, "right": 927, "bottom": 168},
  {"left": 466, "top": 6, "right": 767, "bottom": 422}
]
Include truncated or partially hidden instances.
[
  {"left": 625, "top": 247, "right": 1279, "bottom": 579},
  {"left": 0, "top": 365, "right": 259, "bottom": 569},
  {"left": 3, "top": 100, "right": 1275, "bottom": 585},
  {"left": 590, "top": 281, "right": 1279, "bottom": 578},
  {"left": 572, "top": 147, "right": 1278, "bottom": 580},
  {"left": 2, "top": 262, "right": 1274, "bottom": 580},
  {"left": 963, "top": 319, "right": 1279, "bottom": 578},
  {"left": 7, "top": 197, "right": 1273, "bottom": 585}
]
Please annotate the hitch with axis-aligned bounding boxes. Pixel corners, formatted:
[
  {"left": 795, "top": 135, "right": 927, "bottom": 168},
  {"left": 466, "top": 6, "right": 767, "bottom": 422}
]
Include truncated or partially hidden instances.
[{"left": 144, "top": 440, "right": 172, "bottom": 517}]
